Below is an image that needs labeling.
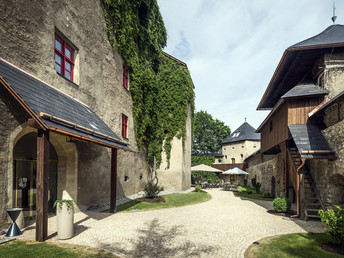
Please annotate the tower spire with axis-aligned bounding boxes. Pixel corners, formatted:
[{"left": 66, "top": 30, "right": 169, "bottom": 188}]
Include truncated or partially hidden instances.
[{"left": 332, "top": 1, "right": 337, "bottom": 24}]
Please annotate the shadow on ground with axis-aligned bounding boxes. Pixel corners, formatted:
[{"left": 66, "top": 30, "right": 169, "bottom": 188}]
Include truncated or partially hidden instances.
[
  {"left": 100, "top": 218, "right": 215, "bottom": 257},
  {"left": 233, "top": 194, "right": 324, "bottom": 234}
]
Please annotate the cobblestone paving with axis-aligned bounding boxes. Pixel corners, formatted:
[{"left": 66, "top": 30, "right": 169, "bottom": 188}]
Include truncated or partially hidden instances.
[{"left": 19, "top": 189, "right": 324, "bottom": 257}]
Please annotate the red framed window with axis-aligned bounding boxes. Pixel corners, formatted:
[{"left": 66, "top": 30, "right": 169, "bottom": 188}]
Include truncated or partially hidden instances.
[
  {"left": 123, "top": 65, "right": 129, "bottom": 90},
  {"left": 122, "top": 114, "right": 128, "bottom": 138},
  {"left": 54, "top": 35, "right": 74, "bottom": 81}
]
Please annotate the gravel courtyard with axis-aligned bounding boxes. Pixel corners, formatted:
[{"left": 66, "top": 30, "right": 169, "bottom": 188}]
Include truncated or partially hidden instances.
[{"left": 19, "top": 189, "right": 324, "bottom": 257}]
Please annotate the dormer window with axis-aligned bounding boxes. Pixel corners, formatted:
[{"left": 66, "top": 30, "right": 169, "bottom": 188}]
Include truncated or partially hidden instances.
[{"left": 232, "top": 132, "right": 241, "bottom": 137}]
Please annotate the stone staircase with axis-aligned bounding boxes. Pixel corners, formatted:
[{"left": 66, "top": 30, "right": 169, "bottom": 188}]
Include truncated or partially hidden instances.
[{"left": 289, "top": 147, "right": 323, "bottom": 220}]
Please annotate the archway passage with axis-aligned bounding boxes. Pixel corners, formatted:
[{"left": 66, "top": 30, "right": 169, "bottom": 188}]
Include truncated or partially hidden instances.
[{"left": 13, "top": 132, "right": 58, "bottom": 216}]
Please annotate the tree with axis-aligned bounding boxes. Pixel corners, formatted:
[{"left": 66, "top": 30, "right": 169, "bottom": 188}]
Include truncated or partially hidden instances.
[{"left": 192, "top": 110, "right": 231, "bottom": 155}]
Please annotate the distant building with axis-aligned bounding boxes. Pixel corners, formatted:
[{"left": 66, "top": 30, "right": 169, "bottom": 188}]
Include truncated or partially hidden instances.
[{"left": 213, "top": 122, "right": 260, "bottom": 183}]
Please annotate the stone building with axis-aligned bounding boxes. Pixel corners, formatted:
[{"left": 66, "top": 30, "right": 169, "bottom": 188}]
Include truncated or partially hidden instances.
[
  {"left": 213, "top": 122, "right": 260, "bottom": 184},
  {"left": 254, "top": 24, "right": 344, "bottom": 219},
  {"left": 0, "top": 0, "right": 193, "bottom": 240}
]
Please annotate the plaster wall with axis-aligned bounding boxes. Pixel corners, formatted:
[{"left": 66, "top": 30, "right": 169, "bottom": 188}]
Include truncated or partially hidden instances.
[
  {"left": 0, "top": 0, "right": 148, "bottom": 208},
  {"left": 220, "top": 140, "right": 260, "bottom": 164},
  {"left": 157, "top": 105, "right": 192, "bottom": 191},
  {"left": 246, "top": 152, "right": 284, "bottom": 197}
]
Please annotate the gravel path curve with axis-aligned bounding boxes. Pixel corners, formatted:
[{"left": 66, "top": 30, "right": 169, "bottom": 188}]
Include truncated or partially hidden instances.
[{"left": 19, "top": 188, "right": 324, "bottom": 257}]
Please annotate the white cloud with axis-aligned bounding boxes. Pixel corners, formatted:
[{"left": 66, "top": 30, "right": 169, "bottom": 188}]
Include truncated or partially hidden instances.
[{"left": 158, "top": 0, "right": 343, "bottom": 131}]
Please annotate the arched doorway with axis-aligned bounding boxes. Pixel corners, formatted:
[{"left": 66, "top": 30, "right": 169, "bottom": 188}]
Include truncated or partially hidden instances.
[{"left": 13, "top": 132, "right": 58, "bottom": 217}]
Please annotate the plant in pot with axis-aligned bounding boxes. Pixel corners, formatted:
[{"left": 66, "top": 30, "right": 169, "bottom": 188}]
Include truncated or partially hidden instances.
[{"left": 54, "top": 200, "right": 76, "bottom": 240}]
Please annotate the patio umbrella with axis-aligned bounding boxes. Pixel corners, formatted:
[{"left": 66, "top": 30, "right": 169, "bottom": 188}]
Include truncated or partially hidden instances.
[
  {"left": 191, "top": 164, "right": 223, "bottom": 173},
  {"left": 222, "top": 167, "right": 249, "bottom": 175}
]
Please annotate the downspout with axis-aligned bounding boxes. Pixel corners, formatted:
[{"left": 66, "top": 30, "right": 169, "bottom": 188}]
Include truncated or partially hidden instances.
[{"left": 291, "top": 158, "right": 306, "bottom": 218}]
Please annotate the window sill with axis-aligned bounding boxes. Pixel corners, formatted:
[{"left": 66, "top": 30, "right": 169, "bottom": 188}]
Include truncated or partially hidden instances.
[{"left": 56, "top": 72, "right": 79, "bottom": 87}]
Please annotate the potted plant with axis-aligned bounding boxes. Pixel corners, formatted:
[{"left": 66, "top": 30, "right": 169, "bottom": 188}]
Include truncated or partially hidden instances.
[{"left": 54, "top": 199, "right": 76, "bottom": 240}]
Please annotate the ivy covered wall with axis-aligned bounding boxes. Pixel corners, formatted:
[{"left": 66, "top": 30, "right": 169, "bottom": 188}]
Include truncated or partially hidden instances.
[{"left": 103, "top": 0, "right": 194, "bottom": 167}]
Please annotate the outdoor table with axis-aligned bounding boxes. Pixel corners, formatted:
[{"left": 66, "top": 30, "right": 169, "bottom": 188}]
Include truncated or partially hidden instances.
[{"left": 6, "top": 208, "right": 23, "bottom": 237}]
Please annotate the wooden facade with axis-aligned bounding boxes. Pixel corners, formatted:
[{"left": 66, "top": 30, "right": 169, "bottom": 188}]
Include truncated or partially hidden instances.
[
  {"left": 260, "top": 97, "right": 323, "bottom": 153},
  {"left": 260, "top": 102, "right": 289, "bottom": 153}
]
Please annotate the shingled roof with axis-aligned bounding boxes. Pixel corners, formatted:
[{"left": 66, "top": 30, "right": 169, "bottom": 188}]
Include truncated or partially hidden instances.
[
  {"left": 289, "top": 24, "right": 344, "bottom": 50},
  {"left": 281, "top": 83, "right": 329, "bottom": 99},
  {"left": 289, "top": 124, "right": 334, "bottom": 159},
  {"left": 0, "top": 58, "right": 130, "bottom": 151},
  {"left": 222, "top": 122, "right": 260, "bottom": 144},
  {"left": 258, "top": 24, "right": 344, "bottom": 110}
]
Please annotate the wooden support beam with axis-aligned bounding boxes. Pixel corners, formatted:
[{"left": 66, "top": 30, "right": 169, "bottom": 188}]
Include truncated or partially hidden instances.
[
  {"left": 110, "top": 148, "right": 118, "bottom": 213},
  {"left": 36, "top": 129, "right": 50, "bottom": 242}
]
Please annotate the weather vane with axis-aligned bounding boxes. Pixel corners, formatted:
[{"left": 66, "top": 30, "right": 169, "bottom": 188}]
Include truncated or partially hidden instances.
[{"left": 332, "top": 1, "right": 337, "bottom": 24}]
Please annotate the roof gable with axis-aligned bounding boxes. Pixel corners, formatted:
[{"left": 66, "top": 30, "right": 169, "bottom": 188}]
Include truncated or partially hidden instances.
[
  {"left": 258, "top": 24, "right": 344, "bottom": 110},
  {"left": 222, "top": 122, "right": 260, "bottom": 144}
]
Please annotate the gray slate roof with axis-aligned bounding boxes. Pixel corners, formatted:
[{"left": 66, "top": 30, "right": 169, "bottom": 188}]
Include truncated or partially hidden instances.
[
  {"left": 222, "top": 122, "right": 260, "bottom": 144},
  {"left": 0, "top": 59, "right": 129, "bottom": 150},
  {"left": 288, "top": 124, "right": 334, "bottom": 159},
  {"left": 281, "top": 83, "right": 329, "bottom": 99},
  {"left": 289, "top": 24, "right": 344, "bottom": 50}
]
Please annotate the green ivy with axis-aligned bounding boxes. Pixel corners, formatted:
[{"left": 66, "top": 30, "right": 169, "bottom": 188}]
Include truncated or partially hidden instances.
[{"left": 103, "top": 0, "right": 194, "bottom": 167}]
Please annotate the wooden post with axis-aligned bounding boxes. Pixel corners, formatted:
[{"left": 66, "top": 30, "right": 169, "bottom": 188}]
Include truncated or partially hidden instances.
[
  {"left": 110, "top": 148, "right": 118, "bottom": 213},
  {"left": 36, "top": 129, "right": 50, "bottom": 242}
]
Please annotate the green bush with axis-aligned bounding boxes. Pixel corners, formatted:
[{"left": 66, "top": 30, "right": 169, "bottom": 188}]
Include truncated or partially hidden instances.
[
  {"left": 273, "top": 197, "right": 291, "bottom": 212},
  {"left": 255, "top": 182, "right": 261, "bottom": 193},
  {"left": 264, "top": 193, "right": 273, "bottom": 198},
  {"left": 247, "top": 190, "right": 253, "bottom": 194},
  {"left": 251, "top": 177, "right": 257, "bottom": 188},
  {"left": 195, "top": 185, "right": 202, "bottom": 192},
  {"left": 318, "top": 205, "right": 344, "bottom": 248},
  {"left": 142, "top": 181, "right": 164, "bottom": 198}
]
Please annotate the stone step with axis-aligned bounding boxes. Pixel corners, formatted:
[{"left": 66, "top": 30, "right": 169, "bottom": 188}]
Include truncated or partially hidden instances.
[
  {"left": 307, "top": 214, "right": 321, "bottom": 219},
  {"left": 306, "top": 208, "right": 320, "bottom": 212}
]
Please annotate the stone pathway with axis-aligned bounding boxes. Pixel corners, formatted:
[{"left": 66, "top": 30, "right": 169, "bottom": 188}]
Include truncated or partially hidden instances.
[{"left": 18, "top": 189, "right": 324, "bottom": 257}]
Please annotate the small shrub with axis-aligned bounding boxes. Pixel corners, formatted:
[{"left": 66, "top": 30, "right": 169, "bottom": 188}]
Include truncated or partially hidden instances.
[
  {"left": 255, "top": 182, "right": 261, "bottom": 193},
  {"left": 251, "top": 178, "right": 257, "bottom": 188},
  {"left": 195, "top": 184, "right": 202, "bottom": 192},
  {"left": 273, "top": 197, "right": 291, "bottom": 212},
  {"left": 142, "top": 181, "right": 164, "bottom": 198},
  {"left": 247, "top": 190, "right": 253, "bottom": 194},
  {"left": 264, "top": 193, "right": 273, "bottom": 198},
  {"left": 318, "top": 205, "right": 344, "bottom": 248}
]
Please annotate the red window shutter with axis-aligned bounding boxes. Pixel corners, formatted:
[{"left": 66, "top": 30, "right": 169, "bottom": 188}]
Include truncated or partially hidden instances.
[{"left": 122, "top": 114, "right": 128, "bottom": 138}]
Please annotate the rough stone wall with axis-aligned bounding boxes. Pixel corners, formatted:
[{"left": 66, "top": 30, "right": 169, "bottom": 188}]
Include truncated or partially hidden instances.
[
  {"left": 0, "top": 0, "right": 148, "bottom": 207},
  {"left": 221, "top": 140, "right": 260, "bottom": 164},
  {"left": 323, "top": 53, "right": 344, "bottom": 98},
  {"left": 0, "top": 88, "right": 30, "bottom": 228},
  {"left": 307, "top": 120, "right": 344, "bottom": 208},
  {"left": 324, "top": 98, "right": 344, "bottom": 127},
  {"left": 246, "top": 152, "right": 284, "bottom": 197}
]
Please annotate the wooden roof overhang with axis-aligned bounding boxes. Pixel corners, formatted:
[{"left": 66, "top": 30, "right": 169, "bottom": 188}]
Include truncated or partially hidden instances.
[
  {"left": 257, "top": 44, "right": 344, "bottom": 111},
  {"left": 0, "top": 58, "right": 132, "bottom": 152}
]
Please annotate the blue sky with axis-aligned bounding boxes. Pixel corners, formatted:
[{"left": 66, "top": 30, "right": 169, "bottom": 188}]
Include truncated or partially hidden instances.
[{"left": 157, "top": 0, "right": 343, "bottom": 131}]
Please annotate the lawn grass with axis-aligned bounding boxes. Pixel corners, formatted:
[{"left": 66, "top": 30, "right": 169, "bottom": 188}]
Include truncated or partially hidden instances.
[
  {"left": 235, "top": 186, "right": 274, "bottom": 201},
  {"left": 114, "top": 192, "right": 211, "bottom": 212},
  {"left": 0, "top": 240, "right": 115, "bottom": 257},
  {"left": 245, "top": 233, "right": 343, "bottom": 258}
]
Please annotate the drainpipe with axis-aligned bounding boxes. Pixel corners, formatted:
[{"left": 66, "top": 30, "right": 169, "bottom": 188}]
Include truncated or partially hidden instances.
[{"left": 291, "top": 158, "right": 306, "bottom": 218}]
